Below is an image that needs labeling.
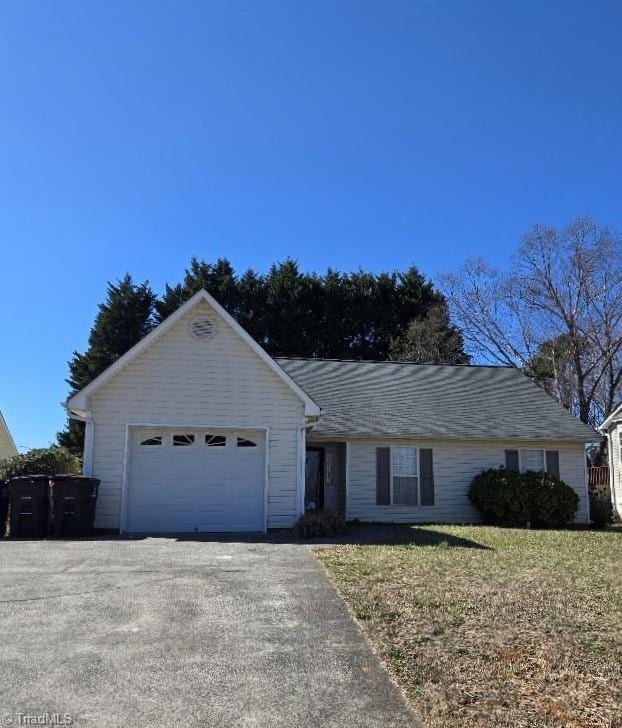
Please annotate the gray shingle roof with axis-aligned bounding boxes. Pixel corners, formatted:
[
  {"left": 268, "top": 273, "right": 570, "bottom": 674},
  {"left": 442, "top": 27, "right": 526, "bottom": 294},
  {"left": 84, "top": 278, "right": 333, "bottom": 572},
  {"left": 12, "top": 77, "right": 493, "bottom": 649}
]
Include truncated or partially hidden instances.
[{"left": 276, "top": 358, "right": 599, "bottom": 442}]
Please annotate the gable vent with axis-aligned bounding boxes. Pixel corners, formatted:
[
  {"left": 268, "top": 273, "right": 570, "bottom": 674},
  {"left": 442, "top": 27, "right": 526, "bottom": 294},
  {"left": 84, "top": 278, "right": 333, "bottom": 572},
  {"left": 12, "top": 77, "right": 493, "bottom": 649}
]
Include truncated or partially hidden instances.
[{"left": 190, "top": 315, "right": 217, "bottom": 341}]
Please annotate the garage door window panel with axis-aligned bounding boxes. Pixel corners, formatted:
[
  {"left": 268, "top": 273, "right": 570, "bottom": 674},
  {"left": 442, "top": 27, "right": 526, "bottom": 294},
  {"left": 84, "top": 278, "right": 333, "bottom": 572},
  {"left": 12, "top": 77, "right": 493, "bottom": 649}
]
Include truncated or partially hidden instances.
[
  {"left": 237, "top": 437, "right": 258, "bottom": 448},
  {"left": 205, "top": 434, "right": 227, "bottom": 448},
  {"left": 139, "top": 435, "right": 162, "bottom": 447},
  {"left": 172, "top": 434, "right": 195, "bottom": 447}
]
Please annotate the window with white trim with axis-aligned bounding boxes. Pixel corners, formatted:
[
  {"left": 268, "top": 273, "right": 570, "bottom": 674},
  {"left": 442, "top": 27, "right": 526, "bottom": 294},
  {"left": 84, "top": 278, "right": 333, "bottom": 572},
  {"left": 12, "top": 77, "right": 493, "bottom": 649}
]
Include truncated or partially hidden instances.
[
  {"left": 391, "top": 447, "right": 419, "bottom": 505},
  {"left": 520, "top": 449, "right": 545, "bottom": 473},
  {"left": 139, "top": 435, "right": 162, "bottom": 447},
  {"left": 205, "top": 434, "right": 227, "bottom": 447},
  {"left": 172, "top": 434, "right": 195, "bottom": 447}
]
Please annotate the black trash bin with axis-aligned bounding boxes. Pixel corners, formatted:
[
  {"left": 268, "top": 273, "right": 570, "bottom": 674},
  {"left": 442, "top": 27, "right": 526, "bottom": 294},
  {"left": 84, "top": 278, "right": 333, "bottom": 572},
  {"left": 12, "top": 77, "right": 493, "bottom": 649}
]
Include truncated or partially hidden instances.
[
  {"left": 50, "top": 475, "right": 100, "bottom": 537},
  {"left": 8, "top": 476, "right": 50, "bottom": 538},
  {"left": 0, "top": 480, "right": 8, "bottom": 537}
]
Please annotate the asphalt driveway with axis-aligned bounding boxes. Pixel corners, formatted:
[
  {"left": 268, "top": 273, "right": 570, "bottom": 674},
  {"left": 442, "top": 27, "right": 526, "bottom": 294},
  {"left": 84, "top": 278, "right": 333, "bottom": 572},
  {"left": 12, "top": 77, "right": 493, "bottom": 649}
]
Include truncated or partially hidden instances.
[{"left": 0, "top": 538, "right": 417, "bottom": 727}]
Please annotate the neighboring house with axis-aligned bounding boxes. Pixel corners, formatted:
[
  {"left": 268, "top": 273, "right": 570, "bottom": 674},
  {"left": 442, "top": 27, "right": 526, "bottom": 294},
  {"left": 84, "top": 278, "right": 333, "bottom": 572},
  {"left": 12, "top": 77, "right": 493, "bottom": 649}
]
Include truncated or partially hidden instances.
[
  {"left": 65, "top": 289, "right": 598, "bottom": 534},
  {"left": 599, "top": 404, "right": 622, "bottom": 518},
  {"left": 0, "top": 410, "right": 18, "bottom": 464}
]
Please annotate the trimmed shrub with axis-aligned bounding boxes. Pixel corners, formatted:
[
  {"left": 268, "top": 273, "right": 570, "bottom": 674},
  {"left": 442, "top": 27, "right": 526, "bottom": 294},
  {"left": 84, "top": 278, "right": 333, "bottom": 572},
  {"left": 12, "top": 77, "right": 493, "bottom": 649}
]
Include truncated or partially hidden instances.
[
  {"left": 468, "top": 468, "right": 529, "bottom": 527},
  {"left": 3, "top": 447, "right": 80, "bottom": 480},
  {"left": 522, "top": 471, "right": 579, "bottom": 528},
  {"left": 469, "top": 467, "right": 579, "bottom": 528},
  {"left": 292, "top": 511, "right": 347, "bottom": 539}
]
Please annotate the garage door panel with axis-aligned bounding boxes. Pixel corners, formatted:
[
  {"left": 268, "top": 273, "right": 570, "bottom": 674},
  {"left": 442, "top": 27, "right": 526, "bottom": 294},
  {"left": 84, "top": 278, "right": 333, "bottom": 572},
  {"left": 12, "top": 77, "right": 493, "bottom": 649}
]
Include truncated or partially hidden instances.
[{"left": 127, "top": 428, "right": 265, "bottom": 533}]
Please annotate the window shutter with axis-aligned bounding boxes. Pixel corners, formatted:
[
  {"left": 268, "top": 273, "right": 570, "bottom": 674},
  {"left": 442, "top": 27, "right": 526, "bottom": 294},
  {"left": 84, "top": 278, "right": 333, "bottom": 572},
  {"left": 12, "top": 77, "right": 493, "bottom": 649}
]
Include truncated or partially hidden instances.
[
  {"left": 505, "top": 450, "right": 519, "bottom": 472},
  {"left": 376, "top": 447, "right": 390, "bottom": 505},
  {"left": 419, "top": 449, "right": 434, "bottom": 506},
  {"left": 545, "top": 450, "right": 560, "bottom": 479}
]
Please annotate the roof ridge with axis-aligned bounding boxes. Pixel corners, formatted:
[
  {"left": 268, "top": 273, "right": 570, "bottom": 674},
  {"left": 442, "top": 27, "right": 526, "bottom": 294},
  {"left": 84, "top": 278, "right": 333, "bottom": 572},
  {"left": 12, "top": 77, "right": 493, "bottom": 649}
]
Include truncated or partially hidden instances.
[{"left": 275, "top": 357, "right": 513, "bottom": 369}]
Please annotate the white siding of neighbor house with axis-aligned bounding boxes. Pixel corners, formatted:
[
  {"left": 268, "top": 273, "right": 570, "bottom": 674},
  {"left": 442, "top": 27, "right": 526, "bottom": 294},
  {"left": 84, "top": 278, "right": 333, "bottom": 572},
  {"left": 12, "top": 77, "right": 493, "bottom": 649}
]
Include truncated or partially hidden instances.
[
  {"left": 0, "top": 414, "right": 17, "bottom": 463},
  {"left": 610, "top": 424, "right": 622, "bottom": 517},
  {"left": 346, "top": 438, "right": 589, "bottom": 524},
  {"left": 89, "top": 300, "right": 305, "bottom": 530}
]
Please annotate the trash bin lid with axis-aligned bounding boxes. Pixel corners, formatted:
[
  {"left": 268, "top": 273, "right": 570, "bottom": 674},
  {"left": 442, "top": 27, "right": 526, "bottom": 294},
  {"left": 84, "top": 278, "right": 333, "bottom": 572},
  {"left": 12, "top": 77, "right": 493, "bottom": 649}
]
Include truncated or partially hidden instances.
[{"left": 9, "top": 474, "right": 51, "bottom": 482}]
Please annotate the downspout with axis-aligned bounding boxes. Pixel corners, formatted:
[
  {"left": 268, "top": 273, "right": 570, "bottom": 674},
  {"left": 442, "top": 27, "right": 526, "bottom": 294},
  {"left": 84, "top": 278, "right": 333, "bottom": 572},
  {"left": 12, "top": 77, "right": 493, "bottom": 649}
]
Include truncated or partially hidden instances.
[
  {"left": 64, "top": 406, "right": 94, "bottom": 476},
  {"left": 83, "top": 418, "right": 95, "bottom": 476},
  {"left": 297, "top": 424, "right": 306, "bottom": 517}
]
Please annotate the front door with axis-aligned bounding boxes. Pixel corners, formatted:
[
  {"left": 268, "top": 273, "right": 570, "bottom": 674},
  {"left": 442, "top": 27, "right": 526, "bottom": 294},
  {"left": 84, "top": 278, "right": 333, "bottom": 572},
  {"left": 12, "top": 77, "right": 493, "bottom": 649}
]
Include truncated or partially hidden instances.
[{"left": 305, "top": 449, "right": 323, "bottom": 511}]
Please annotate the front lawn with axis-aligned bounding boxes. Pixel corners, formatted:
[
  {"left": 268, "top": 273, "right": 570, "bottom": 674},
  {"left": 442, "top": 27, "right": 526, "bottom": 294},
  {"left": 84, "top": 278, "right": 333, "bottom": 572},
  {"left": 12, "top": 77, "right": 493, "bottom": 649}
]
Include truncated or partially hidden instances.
[{"left": 316, "top": 525, "right": 622, "bottom": 727}]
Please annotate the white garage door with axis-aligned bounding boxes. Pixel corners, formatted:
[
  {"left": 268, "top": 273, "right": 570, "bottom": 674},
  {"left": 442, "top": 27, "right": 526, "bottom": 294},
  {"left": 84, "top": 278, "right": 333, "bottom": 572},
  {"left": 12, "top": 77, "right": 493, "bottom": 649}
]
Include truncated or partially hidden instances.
[{"left": 127, "top": 428, "right": 265, "bottom": 533}]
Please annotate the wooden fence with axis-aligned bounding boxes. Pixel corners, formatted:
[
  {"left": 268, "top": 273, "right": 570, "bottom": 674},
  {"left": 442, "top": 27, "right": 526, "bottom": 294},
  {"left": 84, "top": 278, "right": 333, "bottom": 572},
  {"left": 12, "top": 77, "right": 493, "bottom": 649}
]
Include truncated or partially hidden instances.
[{"left": 588, "top": 466, "right": 609, "bottom": 487}]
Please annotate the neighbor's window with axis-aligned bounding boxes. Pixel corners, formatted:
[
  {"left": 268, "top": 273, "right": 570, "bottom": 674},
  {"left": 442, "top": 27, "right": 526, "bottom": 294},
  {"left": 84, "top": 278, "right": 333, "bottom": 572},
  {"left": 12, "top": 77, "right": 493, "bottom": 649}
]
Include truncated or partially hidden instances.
[
  {"left": 140, "top": 435, "right": 162, "bottom": 447},
  {"left": 237, "top": 436, "right": 257, "bottom": 448},
  {"left": 520, "top": 449, "right": 545, "bottom": 473},
  {"left": 173, "top": 434, "right": 195, "bottom": 447},
  {"left": 391, "top": 447, "right": 419, "bottom": 505},
  {"left": 205, "top": 434, "right": 227, "bottom": 447}
]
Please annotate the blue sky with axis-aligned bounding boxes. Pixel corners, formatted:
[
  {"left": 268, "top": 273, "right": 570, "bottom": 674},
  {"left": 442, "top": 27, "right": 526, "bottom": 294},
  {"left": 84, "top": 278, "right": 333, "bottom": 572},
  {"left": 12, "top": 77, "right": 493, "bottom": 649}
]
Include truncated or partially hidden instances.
[{"left": 1, "top": 0, "right": 621, "bottom": 450}]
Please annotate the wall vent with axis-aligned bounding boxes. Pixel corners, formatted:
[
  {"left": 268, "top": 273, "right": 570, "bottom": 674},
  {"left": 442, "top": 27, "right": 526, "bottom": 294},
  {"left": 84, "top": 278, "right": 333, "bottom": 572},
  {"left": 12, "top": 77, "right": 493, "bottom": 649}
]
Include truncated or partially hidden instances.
[{"left": 190, "top": 316, "right": 217, "bottom": 341}]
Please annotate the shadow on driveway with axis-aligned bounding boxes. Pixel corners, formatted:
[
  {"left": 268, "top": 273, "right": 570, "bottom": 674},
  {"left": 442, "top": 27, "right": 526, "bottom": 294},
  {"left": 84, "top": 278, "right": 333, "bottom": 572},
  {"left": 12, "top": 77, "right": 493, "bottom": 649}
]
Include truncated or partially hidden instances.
[{"left": 75, "top": 522, "right": 491, "bottom": 550}]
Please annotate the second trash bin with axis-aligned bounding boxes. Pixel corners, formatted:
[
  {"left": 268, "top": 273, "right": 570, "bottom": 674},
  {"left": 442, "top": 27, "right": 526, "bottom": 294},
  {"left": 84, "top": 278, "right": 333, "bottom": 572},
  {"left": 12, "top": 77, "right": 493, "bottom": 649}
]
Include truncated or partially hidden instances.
[
  {"left": 50, "top": 475, "right": 99, "bottom": 537},
  {"left": 8, "top": 475, "right": 50, "bottom": 538}
]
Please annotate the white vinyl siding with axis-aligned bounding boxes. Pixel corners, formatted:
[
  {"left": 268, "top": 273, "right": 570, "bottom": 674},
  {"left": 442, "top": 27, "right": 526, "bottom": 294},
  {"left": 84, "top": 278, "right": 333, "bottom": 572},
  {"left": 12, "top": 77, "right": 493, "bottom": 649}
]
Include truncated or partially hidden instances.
[
  {"left": 89, "top": 300, "right": 304, "bottom": 530},
  {"left": 347, "top": 438, "right": 589, "bottom": 524},
  {"left": 0, "top": 419, "right": 17, "bottom": 463},
  {"left": 610, "top": 426, "right": 622, "bottom": 518}
]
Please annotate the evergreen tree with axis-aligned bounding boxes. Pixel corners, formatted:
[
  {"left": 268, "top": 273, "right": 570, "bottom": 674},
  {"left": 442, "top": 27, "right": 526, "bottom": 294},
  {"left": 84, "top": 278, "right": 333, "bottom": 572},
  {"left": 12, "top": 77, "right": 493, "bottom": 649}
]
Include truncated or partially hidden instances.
[
  {"left": 155, "top": 256, "right": 468, "bottom": 362},
  {"left": 58, "top": 275, "right": 157, "bottom": 456}
]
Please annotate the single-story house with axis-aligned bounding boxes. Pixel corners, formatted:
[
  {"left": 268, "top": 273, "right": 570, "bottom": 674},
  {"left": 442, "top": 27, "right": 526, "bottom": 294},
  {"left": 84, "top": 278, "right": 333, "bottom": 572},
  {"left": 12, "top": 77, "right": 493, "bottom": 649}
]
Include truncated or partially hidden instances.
[
  {"left": 600, "top": 404, "right": 622, "bottom": 519},
  {"left": 65, "top": 289, "right": 598, "bottom": 533},
  {"left": 0, "top": 410, "right": 17, "bottom": 464}
]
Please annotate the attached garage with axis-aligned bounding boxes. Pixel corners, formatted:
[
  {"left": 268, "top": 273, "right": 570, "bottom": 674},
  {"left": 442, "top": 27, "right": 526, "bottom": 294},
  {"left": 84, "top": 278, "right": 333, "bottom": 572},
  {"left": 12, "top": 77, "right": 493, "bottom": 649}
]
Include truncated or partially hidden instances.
[{"left": 125, "top": 427, "right": 267, "bottom": 533}]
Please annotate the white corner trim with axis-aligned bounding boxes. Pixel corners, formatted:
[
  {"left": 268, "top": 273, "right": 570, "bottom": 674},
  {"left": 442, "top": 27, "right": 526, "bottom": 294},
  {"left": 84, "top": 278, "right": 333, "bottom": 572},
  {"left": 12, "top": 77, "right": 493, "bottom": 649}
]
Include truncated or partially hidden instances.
[
  {"left": 263, "top": 427, "right": 270, "bottom": 534},
  {"left": 120, "top": 424, "right": 131, "bottom": 534},
  {"left": 583, "top": 445, "right": 590, "bottom": 525},
  {"left": 66, "top": 289, "right": 321, "bottom": 417},
  {"left": 606, "top": 430, "right": 617, "bottom": 512}
]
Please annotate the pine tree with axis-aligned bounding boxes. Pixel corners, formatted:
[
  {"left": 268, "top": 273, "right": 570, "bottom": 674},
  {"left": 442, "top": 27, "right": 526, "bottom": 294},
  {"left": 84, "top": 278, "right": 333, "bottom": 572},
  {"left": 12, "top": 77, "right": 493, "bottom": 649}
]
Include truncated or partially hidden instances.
[
  {"left": 154, "top": 256, "right": 468, "bottom": 362},
  {"left": 58, "top": 275, "right": 157, "bottom": 456}
]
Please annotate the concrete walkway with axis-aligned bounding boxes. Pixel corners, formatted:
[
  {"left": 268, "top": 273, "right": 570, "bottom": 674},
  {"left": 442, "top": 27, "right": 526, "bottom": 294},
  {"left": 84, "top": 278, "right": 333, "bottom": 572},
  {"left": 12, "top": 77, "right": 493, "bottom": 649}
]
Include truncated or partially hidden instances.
[{"left": 0, "top": 538, "right": 417, "bottom": 727}]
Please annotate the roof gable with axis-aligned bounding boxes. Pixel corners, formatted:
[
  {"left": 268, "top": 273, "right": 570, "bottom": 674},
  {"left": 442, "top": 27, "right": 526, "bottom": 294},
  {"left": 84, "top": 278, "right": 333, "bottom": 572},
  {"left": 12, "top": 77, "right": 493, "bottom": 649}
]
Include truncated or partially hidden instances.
[
  {"left": 66, "top": 290, "right": 320, "bottom": 417},
  {"left": 600, "top": 402, "right": 622, "bottom": 431}
]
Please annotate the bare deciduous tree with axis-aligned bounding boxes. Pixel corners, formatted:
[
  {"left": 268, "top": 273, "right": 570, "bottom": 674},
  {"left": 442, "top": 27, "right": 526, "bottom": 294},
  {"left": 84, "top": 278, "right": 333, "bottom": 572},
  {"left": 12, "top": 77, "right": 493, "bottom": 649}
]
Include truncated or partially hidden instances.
[{"left": 440, "top": 217, "right": 622, "bottom": 427}]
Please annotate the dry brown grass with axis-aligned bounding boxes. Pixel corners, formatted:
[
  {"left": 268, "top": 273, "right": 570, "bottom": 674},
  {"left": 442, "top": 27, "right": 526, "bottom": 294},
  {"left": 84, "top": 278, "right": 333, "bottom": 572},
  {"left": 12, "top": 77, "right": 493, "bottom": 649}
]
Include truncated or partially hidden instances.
[{"left": 316, "top": 525, "right": 622, "bottom": 727}]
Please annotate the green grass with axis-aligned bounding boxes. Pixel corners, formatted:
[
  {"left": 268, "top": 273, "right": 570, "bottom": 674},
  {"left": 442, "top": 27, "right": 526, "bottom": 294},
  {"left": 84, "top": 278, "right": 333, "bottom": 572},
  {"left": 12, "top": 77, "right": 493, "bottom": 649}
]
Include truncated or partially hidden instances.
[{"left": 316, "top": 525, "right": 622, "bottom": 727}]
